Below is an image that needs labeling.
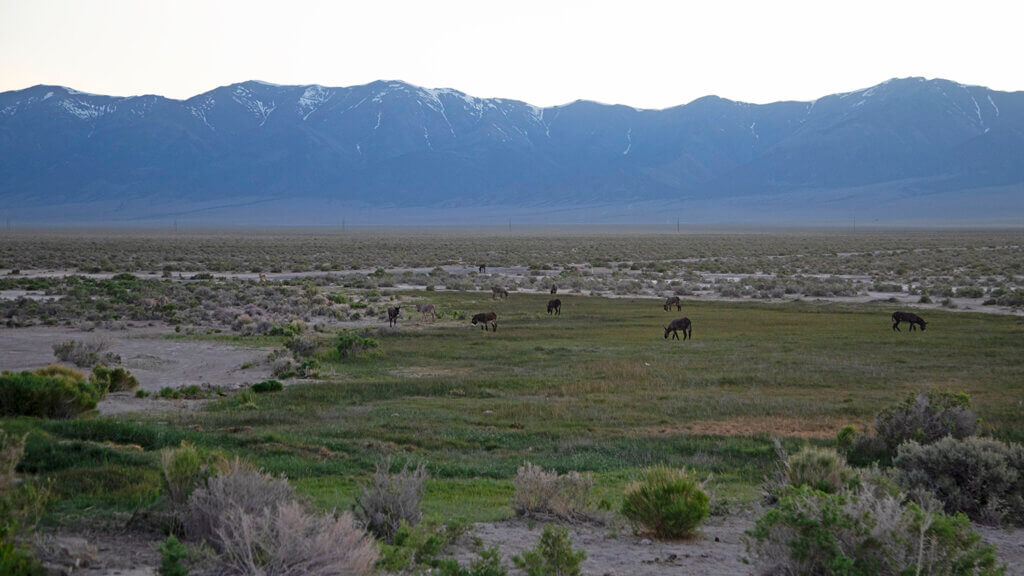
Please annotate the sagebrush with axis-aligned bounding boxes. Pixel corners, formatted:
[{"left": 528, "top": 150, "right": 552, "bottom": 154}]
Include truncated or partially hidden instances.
[
  {"left": 512, "top": 462, "right": 592, "bottom": 519},
  {"left": 354, "top": 457, "right": 426, "bottom": 543},
  {"left": 895, "top": 436, "right": 1024, "bottom": 526}
]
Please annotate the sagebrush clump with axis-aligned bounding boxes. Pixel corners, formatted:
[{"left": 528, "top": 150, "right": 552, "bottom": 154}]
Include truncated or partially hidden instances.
[
  {"left": 186, "top": 459, "right": 295, "bottom": 550},
  {"left": 747, "top": 484, "right": 1003, "bottom": 576},
  {"left": 764, "top": 443, "right": 858, "bottom": 503},
  {"left": 875, "top": 390, "right": 977, "bottom": 451},
  {"left": 354, "top": 457, "right": 427, "bottom": 543},
  {"left": 895, "top": 436, "right": 1024, "bottom": 526},
  {"left": 512, "top": 462, "right": 592, "bottom": 519},
  {"left": 621, "top": 465, "right": 709, "bottom": 539},
  {"left": 839, "top": 390, "right": 978, "bottom": 465},
  {"left": 51, "top": 338, "right": 120, "bottom": 368}
]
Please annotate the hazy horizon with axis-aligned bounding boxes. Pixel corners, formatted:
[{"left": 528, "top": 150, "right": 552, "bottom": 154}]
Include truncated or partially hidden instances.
[{"left": 2, "top": 0, "right": 1022, "bottom": 109}]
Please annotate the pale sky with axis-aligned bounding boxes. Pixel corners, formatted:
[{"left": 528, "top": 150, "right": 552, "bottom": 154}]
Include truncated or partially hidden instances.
[{"left": 1, "top": 0, "right": 1021, "bottom": 108}]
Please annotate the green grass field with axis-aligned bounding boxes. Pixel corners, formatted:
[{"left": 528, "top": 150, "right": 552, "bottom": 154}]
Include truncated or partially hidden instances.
[{"left": 4, "top": 291, "right": 1023, "bottom": 526}]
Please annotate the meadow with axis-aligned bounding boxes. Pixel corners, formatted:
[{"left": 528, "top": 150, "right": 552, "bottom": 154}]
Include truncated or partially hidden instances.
[
  {"left": 4, "top": 290, "right": 1022, "bottom": 525},
  {"left": 1, "top": 229, "right": 1022, "bottom": 573}
]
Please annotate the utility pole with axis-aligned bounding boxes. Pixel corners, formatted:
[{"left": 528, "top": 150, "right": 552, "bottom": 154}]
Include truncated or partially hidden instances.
[
  {"left": 508, "top": 217, "right": 512, "bottom": 232},
  {"left": 676, "top": 217, "right": 680, "bottom": 233},
  {"left": 173, "top": 218, "right": 178, "bottom": 233}
]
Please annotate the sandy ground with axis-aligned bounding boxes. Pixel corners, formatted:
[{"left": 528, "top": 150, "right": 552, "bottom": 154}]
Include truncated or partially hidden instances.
[
  {"left": 0, "top": 324, "right": 273, "bottom": 415},
  {"left": 30, "top": 513, "right": 1024, "bottom": 576},
  {"left": 450, "top": 514, "right": 1024, "bottom": 576},
  {"left": 452, "top": 514, "right": 756, "bottom": 576}
]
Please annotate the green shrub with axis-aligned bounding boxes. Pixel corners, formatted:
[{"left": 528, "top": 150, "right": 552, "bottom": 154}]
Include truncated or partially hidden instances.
[
  {"left": 511, "top": 524, "right": 585, "bottom": 576},
  {"left": 0, "top": 367, "right": 105, "bottom": 418},
  {"left": 158, "top": 534, "right": 188, "bottom": 576},
  {"left": 895, "top": 436, "right": 1024, "bottom": 526},
  {"left": 160, "top": 442, "right": 227, "bottom": 507},
  {"left": 251, "top": 380, "right": 284, "bottom": 394},
  {"left": 621, "top": 465, "right": 709, "bottom": 539},
  {"left": 746, "top": 485, "right": 1003, "bottom": 576},
  {"left": 0, "top": 524, "right": 44, "bottom": 576},
  {"left": 336, "top": 331, "right": 382, "bottom": 360},
  {"left": 90, "top": 365, "right": 139, "bottom": 392},
  {"left": 378, "top": 519, "right": 475, "bottom": 574},
  {"left": 785, "top": 446, "right": 858, "bottom": 494}
]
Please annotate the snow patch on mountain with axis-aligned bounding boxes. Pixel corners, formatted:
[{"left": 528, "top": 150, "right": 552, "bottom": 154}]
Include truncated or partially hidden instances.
[
  {"left": 988, "top": 95, "right": 1000, "bottom": 117},
  {"left": 232, "top": 85, "right": 276, "bottom": 126},
  {"left": 189, "top": 97, "right": 217, "bottom": 131},
  {"left": 622, "top": 128, "right": 632, "bottom": 155},
  {"left": 59, "top": 98, "right": 116, "bottom": 119},
  {"left": 297, "top": 85, "right": 333, "bottom": 120}
]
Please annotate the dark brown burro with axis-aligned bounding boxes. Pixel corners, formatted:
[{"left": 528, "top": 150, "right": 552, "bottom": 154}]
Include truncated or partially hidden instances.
[
  {"left": 416, "top": 303, "right": 435, "bottom": 321},
  {"left": 664, "top": 317, "right": 692, "bottom": 340},
  {"left": 892, "top": 311, "right": 927, "bottom": 331},
  {"left": 547, "top": 299, "right": 561, "bottom": 315},
  {"left": 471, "top": 312, "right": 498, "bottom": 332},
  {"left": 664, "top": 296, "right": 682, "bottom": 311},
  {"left": 387, "top": 306, "right": 401, "bottom": 327},
  {"left": 491, "top": 286, "right": 509, "bottom": 300},
  {"left": 478, "top": 264, "right": 487, "bottom": 273},
  {"left": 550, "top": 284, "right": 558, "bottom": 295}
]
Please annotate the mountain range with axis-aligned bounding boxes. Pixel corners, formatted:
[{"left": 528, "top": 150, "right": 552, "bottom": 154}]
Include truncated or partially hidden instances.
[{"left": 0, "top": 77, "right": 1022, "bottom": 225}]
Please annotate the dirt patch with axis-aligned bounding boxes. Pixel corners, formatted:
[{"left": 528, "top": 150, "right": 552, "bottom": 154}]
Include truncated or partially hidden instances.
[
  {"left": 637, "top": 416, "right": 868, "bottom": 439},
  {"left": 975, "top": 525, "right": 1024, "bottom": 575},
  {"left": 451, "top": 513, "right": 756, "bottom": 576},
  {"left": 0, "top": 325, "right": 274, "bottom": 415}
]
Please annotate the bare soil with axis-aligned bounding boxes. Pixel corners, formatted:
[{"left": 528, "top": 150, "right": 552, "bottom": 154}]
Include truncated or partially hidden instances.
[{"left": 0, "top": 324, "right": 273, "bottom": 415}]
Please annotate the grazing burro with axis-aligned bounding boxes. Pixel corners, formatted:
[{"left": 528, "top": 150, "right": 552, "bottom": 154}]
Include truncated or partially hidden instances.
[
  {"left": 664, "top": 317, "right": 692, "bottom": 340},
  {"left": 892, "top": 311, "right": 927, "bottom": 331},
  {"left": 471, "top": 312, "right": 498, "bottom": 332},
  {"left": 664, "top": 296, "right": 682, "bottom": 311},
  {"left": 547, "top": 298, "right": 561, "bottom": 315},
  {"left": 387, "top": 306, "right": 401, "bottom": 328},
  {"left": 491, "top": 286, "right": 510, "bottom": 300},
  {"left": 416, "top": 303, "right": 435, "bottom": 321}
]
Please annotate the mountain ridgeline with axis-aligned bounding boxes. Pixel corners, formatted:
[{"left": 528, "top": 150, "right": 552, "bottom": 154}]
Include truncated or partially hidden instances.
[{"left": 0, "top": 77, "right": 1022, "bottom": 225}]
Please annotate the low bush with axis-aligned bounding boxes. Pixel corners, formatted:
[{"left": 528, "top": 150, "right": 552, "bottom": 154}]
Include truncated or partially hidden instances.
[
  {"left": 875, "top": 390, "right": 977, "bottom": 453},
  {"left": 90, "top": 365, "right": 139, "bottom": 392},
  {"left": 354, "top": 457, "right": 427, "bottom": 543},
  {"left": 160, "top": 441, "right": 228, "bottom": 508},
  {"left": 746, "top": 485, "right": 1003, "bottom": 576},
  {"left": 378, "top": 519, "right": 477, "bottom": 574},
  {"left": 765, "top": 440, "right": 860, "bottom": 500},
  {"left": 895, "top": 436, "right": 1024, "bottom": 526},
  {"left": 51, "top": 338, "right": 120, "bottom": 368},
  {"left": 336, "top": 331, "right": 382, "bottom": 360},
  {"left": 186, "top": 459, "right": 295, "bottom": 550},
  {"left": 0, "top": 429, "right": 26, "bottom": 493},
  {"left": 512, "top": 462, "right": 592, "bottom": 519},
  {"left": 511, "top": 524, "right": 585, "bottom": 576},
  {"left": 0, "top": 367, "right": 106, "bottom": 418},
  {"left": 158, "top": 534, "right": 188, "bottom": 576},
  {"left": 214, "top": 500, "right": 377, "bottom": 576},
  {"left": 251, "top": 380, "right": 284, "bottom": 394},
  {"left": 621, "top": 465, "right": 709, "bottom": 539},
  {"left": 0, "top": 523, "right": 45, "bottom": 576}
]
